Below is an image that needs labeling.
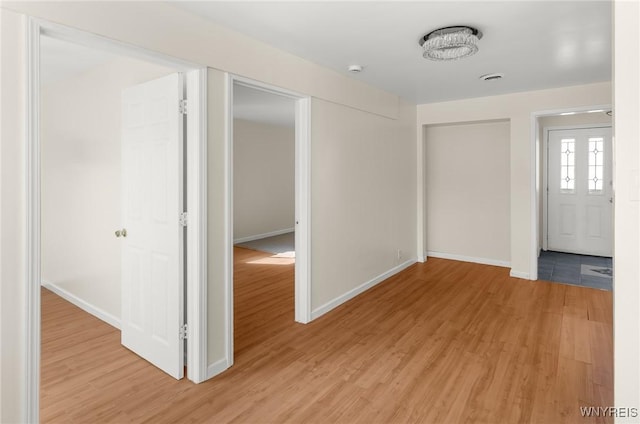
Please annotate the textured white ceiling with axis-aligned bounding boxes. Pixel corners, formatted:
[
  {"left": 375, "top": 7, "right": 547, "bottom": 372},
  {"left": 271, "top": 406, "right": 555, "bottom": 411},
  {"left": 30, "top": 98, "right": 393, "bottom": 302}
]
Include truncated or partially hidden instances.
[{"left": 172, "top": 1, "right": 612, "bottom": 104}]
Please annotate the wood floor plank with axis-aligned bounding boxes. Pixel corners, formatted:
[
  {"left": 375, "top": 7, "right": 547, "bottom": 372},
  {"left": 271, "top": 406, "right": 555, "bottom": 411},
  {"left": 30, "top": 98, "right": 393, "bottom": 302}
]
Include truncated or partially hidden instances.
[{"left": 41, "top": 250, "right": 613, "bottom": 423}]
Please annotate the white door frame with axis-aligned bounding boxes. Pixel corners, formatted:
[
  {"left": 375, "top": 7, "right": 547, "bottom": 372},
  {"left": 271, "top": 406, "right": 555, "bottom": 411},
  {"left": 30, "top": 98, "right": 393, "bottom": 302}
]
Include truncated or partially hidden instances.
[
  {"left": 25, "top": 18, "right": 209, "bottom": 422},
  {"left": 224, "top": 74, "right": 311, "bottom": 363},
  {"left": 541, "top": 123, "right": 612, "bottom": 253},
  {"left": 530, "top": 105, "right": 612, "bottom": 281}
]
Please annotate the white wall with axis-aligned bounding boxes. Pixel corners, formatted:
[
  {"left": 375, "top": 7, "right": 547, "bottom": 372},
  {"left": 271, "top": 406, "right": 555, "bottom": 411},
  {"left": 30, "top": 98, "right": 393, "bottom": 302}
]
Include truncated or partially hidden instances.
[
  {"left": 41, "top": 55, "right": 174, "bottom": 324},
  {"left": 311, "top": 98, "right": 417, "bottom": 315},
  {"left": 424, "top": 120, "right": 510, "bottom": 266},
  {"left": 206, "top": 69, "right": 228, "bottom": 367},
  {"left": 0, "top": 9, "right": 26, "bottom": 424},
  {"left": 233, "top": 119, "right": 294, "bottom": 241},
  {"left": 416, "top": 82, "right": 612, "bottom": 279},
  {"left": 613, "top": 1, "right": 640, "bottom": 420}
]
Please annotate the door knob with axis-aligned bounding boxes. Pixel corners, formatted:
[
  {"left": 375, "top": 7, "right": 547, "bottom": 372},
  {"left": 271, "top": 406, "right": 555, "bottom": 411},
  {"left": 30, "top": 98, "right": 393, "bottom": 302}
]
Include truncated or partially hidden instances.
[{"left": 115, "top": 228, "right": 127, "bottom": 238}]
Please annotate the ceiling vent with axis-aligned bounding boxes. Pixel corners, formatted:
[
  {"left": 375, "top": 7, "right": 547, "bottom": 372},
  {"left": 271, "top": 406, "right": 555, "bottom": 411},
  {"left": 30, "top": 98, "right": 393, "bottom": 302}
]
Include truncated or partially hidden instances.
[{"left": 479, "top": 73, "right": 504, "bottom": 81}]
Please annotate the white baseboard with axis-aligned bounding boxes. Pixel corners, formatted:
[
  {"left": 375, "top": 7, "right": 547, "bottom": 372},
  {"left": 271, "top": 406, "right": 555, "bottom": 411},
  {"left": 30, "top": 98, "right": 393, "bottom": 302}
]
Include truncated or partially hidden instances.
[
  {"left": 311, "top": 259, "right": 417, "bottom": 320},
  {"left": 206, "top": 357, "right": 231, "bottom": 379},
  {"left": 426, "top": 251, "right": 510, "bottom": 268},
  {"left": 418, "top": 253, "right": 427, "bottom": 263},
  {"left": 509, "top": 270, "right": 530, "bottom": 280},
  {"left": 233, "top": 227, "right": 294, "bottom": 244},
  {"left": 41, "top": 280, "right": 120, "bottom": 329}
]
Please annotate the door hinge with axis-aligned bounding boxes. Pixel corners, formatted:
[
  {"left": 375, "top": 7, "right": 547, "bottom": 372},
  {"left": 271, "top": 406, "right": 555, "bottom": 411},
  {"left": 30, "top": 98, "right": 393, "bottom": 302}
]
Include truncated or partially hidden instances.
[
  {"left": 179, "top": 212, "right": 188, "bottom": 227},
  {"left": 179, "top": 99, "right": 187, "bottom": 115},
  {"left": 179, "top": 324, "right": 188, "bottom": 340}
]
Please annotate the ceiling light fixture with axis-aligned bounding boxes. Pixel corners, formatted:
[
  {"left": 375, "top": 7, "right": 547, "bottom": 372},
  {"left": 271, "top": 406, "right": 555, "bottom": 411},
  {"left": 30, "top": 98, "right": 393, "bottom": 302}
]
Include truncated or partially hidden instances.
[
  {"left": 420, "top": 26, "right": 483, "bottom": 61},
  {"left": 348, "top": 64, "right": 363, "bottom": 73}
]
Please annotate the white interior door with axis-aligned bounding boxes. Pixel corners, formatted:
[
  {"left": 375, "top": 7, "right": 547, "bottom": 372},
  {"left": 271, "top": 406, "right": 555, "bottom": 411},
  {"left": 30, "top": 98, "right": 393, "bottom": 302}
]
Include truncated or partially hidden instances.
[
  {"left": 121, "top": 73, "right": 185, "bottom": 379},
  {"left": 547, "top": 127, "right": 612, "bottom": 256}
]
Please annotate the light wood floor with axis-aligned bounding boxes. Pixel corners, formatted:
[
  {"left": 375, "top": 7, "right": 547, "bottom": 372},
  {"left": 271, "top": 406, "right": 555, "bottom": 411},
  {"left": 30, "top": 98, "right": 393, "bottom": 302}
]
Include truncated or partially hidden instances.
[{"left": 41, "top": 247, "right": 612, "bottom": 423}]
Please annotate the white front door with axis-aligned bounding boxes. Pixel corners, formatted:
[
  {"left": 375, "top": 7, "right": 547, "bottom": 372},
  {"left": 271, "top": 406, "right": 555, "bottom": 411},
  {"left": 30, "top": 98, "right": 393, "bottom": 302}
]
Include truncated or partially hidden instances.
[
  {"left": 120, "top": 73, "right": 185, "bottom": 379},
  {"left": 547, "top": 127, "right": 612, "bottom": 256}
]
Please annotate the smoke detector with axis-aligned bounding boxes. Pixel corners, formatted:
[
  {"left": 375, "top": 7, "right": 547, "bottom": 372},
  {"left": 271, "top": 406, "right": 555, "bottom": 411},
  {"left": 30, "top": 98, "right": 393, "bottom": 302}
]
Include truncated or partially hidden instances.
[
  {"left": 479, "top": 73, "right": 504, "bottom": 81},
  {"left": 348, "top": 64, "right": 363, "bottom": 73}
]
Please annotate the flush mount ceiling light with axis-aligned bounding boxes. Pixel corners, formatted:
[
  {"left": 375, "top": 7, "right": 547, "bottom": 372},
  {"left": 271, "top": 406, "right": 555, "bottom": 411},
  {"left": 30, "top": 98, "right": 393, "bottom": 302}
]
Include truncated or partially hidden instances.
[
  {"left": 419, "top": 26, "right": 483, "bottom": 61},
  {"left": 479, "top": 73, "right": 504, "bottom": 81}
]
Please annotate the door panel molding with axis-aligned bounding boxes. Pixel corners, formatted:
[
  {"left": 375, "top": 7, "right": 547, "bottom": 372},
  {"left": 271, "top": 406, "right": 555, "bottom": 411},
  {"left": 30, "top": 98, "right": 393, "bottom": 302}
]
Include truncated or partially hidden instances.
[{"left": 121, "top": 72, "right": 184, "bottom": 379}]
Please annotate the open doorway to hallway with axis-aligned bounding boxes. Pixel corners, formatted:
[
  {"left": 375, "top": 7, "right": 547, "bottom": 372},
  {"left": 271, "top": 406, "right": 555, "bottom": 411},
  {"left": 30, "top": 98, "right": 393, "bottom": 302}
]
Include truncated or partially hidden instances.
[
  {"left": 39, "top": 33, "right": 188, "bottom": 418},
  {"left": 537, "top": 110, "right": 613, "bottom": 290},
  {"left": 231, "top": 83, "right": 297, "bottom": 356},
  {"left": 35, "top": 22, "right": 208, "bottom": 420}
]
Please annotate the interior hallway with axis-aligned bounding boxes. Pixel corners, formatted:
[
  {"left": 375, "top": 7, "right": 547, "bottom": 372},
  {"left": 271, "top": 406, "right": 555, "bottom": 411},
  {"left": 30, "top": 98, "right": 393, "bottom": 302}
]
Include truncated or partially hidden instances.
[{"left": 41, "top": 250, "right": 612, "bottom": 423}]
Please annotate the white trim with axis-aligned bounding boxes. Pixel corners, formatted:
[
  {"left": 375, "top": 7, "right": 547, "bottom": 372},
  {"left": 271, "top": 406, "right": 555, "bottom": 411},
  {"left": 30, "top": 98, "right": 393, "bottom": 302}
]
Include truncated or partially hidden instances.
[
  {"left": 41, "top": 281, "right": 121, "bottom": 329},
  {"left": 311, "top": 259, "right": 416, "bottom": 320},
  {"left": 530, "top": 104, "right": 612, "bottom": 283},
  {"left": 233, "top": 227, "right": 294, "bottom": 244},
  {"left": 294, "top": 97, "right": 312, "bottom": 324},
  {"left": 426, "top": 251, "right": 510, "bottom": 268},
  {"left": 38, "top": 19, "right": 199, "bottom": 71},
  {"left": 224, "top": 75, "right": 235, "bottom": 368},
  {"left": 232, "top": 75, "right": 305, "bottom": 100},
  {"left": 25, "top": 18, "right": 41, "bottom": 424},
  {"left": 530, "top": 114, "right": 540, "bottom": 281},
  {"left": 544, "top": 123, "right": 613, "bottom": 132},
  {"left": 206, "top": 358, "right": 231, "bottom": 380},
  {"left": 542, "top": 123, "right": 549, "bottom": 252},
  {"left": 185, "top": 68, "right": 208, "bottom": 384},
  {"left": 416, "top": 125, "right": 426, "bottom": 265},
  {"left": 510, "top": 270, "right": 530, "bottom": 280},
  {"left": 25, "top": 19, "right": 210, "bottom": 418}
]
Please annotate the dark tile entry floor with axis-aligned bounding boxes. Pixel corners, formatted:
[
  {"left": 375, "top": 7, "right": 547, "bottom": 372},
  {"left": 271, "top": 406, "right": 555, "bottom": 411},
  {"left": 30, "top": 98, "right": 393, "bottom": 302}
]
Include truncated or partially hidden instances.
[{"left": 538, "top": 250, "right": 612, "bottom": 291}]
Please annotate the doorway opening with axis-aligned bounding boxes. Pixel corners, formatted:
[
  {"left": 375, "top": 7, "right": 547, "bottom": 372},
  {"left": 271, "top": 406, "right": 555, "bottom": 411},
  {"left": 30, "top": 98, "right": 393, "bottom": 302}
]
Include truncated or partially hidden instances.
[
  {"left": 225, "top": 76, "right": 311, "bottom": 365},
  {"left": 535, "top": 109, "right": 613, "bottom": 289},
  {"left": 26, "top": 19, "right": 208, "bottom": 422},
  {"left": 232, "top": 83, "right": 296, "bottom": 356}
]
